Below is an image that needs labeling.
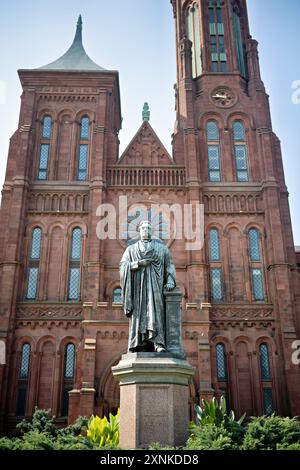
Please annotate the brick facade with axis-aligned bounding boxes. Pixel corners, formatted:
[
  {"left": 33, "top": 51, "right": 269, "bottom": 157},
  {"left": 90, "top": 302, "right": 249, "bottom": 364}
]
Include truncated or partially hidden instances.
[{"left": 0, "top": 2, "right": 299, "bottom": 433}]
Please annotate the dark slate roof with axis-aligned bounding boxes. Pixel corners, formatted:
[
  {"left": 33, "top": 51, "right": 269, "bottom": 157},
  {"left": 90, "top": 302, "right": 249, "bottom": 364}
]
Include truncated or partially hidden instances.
[{"left": 38, "top": 15, "right": 107, "bottom": 72}]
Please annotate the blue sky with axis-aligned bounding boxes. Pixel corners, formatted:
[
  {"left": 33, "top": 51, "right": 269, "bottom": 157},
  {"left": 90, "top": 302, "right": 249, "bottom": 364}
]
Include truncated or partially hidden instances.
[{"left": 0, "top": 0, "right": 299, "bottom": 244}]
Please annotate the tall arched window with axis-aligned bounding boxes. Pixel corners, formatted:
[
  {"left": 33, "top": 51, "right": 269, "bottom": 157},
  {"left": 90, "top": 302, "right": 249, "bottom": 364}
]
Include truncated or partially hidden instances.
[
  {"left": 68, "top": 228, "right": 82, "bottom": 300},
  {"left": 37, "top": 116, "right": 52, "bottom": 180},
  {"left": 187, "top": 3, "right": 202, "bottom": 78},
  {"left": 16, "top": 343, "right": 31, "bottom": 416},
  {"left": 209, "top": 228, "right": 220, "bottom": 261},
  {"left": 61, "top": 343, "right": 75, "bottom": 416},
  {"left": 259, "top": 343, "right": 274, "bottom": 415},
  {"left": 207, "top": 120, "right": 221, "bottom": 182},
  {"left": 248, "top": 228, "right": 265, "bottom": 301},
  {"left": 216, "top": 343, "right": 227, "bottom": 381},
  {"left": 233, "top": 120, "right": 249, "bottom": 182},
  {"left": 232, "top": 4, "right": 246, "bottom": 77},
  {"left": 77, "top": 116, "right": 90, "bottom": 181},
  {"left": 26, "top": 227, "right": 42, "bottom": 300},
  {"left": 208, "top": 0, "right": 226, "bottom": 73},
  {"left": 248, "top": 229, "right": 261, "bottom": 261}
]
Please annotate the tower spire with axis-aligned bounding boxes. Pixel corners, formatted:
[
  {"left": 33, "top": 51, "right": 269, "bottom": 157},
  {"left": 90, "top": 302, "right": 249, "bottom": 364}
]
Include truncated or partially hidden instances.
[
  {"left": 74, "top": 14, "right": 83, "bottom": 44},
  {"left": 142, "top": 102, "right": 150, "bottom": 122}
]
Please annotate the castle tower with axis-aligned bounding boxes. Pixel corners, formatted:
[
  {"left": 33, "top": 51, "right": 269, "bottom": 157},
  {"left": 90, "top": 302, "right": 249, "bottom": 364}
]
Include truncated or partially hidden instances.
[
  {"left": 0, "top": 16, "right": 121, "bottom": 431},
  {"left": 171, "top": 0, "right": 300, "bottom": 416}
]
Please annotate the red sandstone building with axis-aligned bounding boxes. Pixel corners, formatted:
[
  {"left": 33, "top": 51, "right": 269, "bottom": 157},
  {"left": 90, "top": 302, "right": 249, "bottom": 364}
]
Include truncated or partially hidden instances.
[{"left": 0, "top": 0, "right": 300, "bottom": 433}]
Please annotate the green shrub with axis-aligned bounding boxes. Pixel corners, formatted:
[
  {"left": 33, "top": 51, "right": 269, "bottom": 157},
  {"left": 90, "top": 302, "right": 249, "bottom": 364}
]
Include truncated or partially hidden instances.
[
  {"left": 85, "top": 410, "right": 120, "bottom": 448},
  {"left": 243, "top": 415, "right": 300, "bottom": 450},
  {"left": 186, "top": 423, "right": 234, "bottom": 450},
  {"left": 0, "top": 437, "right": 19, "bottom": 450},
  {"left": 190, "top": 396, "right": 246, "bottom": 449},
  {"left": 17, "top": 408, "right": 56, "bottom": 436}
]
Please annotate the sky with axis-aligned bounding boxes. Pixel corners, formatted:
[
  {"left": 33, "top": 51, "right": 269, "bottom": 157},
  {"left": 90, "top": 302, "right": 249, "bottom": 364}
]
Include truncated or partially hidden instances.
[{"left": 0, "top": 0, "right": 299, "bottom": 244}]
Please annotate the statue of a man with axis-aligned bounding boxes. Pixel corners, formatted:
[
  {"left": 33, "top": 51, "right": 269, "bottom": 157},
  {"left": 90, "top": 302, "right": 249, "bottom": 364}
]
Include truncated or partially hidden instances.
[{"left": 120, "top": 220, "right": 176, "bottom": 353}]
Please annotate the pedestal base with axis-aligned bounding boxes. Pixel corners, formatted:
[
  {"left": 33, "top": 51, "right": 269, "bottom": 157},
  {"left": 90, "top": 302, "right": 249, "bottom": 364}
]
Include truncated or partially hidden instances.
[{"left": 112, "top": 353, "right": 195, "bottom": 449}]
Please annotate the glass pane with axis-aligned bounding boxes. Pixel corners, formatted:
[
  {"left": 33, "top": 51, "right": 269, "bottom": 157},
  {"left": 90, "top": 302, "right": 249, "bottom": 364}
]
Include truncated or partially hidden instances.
[
  {"left": 235, "top": 146, "right": 247, "bottom": 169},
  {"left": 80, "top": 117, "right": 90, "bottom": 140},
  {"left": 210, "top": 23, "right": 216, "bottom": 35},
  {"left": 233, "top": 121, "right": 246, "bottom": 141},
  {"left": 209, "top": 170, "right": 221, "bottom": 182},
  {"left": 210, "top": 229, "right": 220, "bottom": 261},
  {"left": 252, "top": 269, "right": 264, "bottom": 301},
  {"left": 260, "top": 344, "right": 271, "bottom": 380},
  {"left": 193, "top": 4, "right": 202, "bottom": 77},
  {"left": 263, "top": 389, "right": 274, "bottom": 416},
  {"left": 211, "top": 268, "right": 222, "bottom": 301},
  {"left": 71, "top": 228, "right": 82, "bottom": 260},
  {"left": 217, "top": 23, "right": 224, "bottom": 35},
  {"left": 38, "top": 144, "right": 49, "bottom": 180},
  {"left": 64, "top": 344, "right": 75, "bottom": 379},
  {"left": 61, "top": 387, "right": 71, "bottom": 416},
  {"left": 42, "top": 116, "right": 52, "bottom": 139},
  {"left": 249, "top": 229, "right": 260, "bottom": 261},
  {"left": 26, "top": 267, "right": 39, "bottom": 300},
  {"left": 221, "top": 62, "right": 227, "bottom": 73},
  {"left": 31, "top": 228, "right": 42, "bottom": 260},
  {"left": 20, "top": 343, "right": 31, "bottom": 379},
  {"left": 113, "top": 288, "right": 123, "bottom": 303},
  {"left": 208, "top": 146, "right": 220, "bottom": 170},
  {"left": 216, "top": 343, "right": 227, "bottom": 380},
  {"left": 212, "top": 62, "right": 219, "bottom": 73},
  {"left": 78, "top": 145, "right": 88, "bottom": 181},
  {"left": 16, "top": 388, "right": 27, "bottom": 416},
  {"left": 207, "top": 121, "right": 219, "bottom": 141},
  {"left": 68, "top": 268, "right": 80, "bottom": 300},
  {"left": 237, "top": 170, "right": 249, "bottom": 182}
]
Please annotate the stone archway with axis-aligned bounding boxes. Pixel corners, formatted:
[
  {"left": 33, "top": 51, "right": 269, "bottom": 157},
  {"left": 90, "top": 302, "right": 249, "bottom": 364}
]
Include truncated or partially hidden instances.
[{"left": 96, "top": 357, "right": 121, "bottom": 418}]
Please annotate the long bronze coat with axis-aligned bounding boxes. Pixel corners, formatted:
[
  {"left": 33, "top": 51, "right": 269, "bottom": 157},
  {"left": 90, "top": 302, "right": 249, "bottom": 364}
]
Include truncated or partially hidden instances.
[{"left": 120, "top": 239, "right": 176, "bottom": 351}]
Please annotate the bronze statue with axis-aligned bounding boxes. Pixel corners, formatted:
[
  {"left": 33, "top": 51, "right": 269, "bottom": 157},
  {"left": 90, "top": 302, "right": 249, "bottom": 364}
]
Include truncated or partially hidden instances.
[{"left": 120, "top": 220, "right": 176, "bottom": 353}]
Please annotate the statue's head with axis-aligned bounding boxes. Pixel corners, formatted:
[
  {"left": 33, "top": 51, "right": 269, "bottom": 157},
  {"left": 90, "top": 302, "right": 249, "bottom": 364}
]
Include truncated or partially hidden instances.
[{"left": 138, "top": 220, "right": 152, "bottom": 241}]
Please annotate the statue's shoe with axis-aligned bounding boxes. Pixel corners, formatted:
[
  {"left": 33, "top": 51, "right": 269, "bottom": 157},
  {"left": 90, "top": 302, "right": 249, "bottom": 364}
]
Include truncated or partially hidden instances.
[{"left": 154, "top": 344, "right": 166, "bottom": 353}]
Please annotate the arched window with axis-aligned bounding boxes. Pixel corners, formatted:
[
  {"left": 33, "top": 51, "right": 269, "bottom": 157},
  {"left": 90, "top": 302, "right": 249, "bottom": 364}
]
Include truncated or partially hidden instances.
[
  {"left": 259, "top": 343, "right": 274, "bottom": 415},
  {"left": 233, "top": 120, "right": 249, "bottom": 182},
  {"left": 186, "top": 3, "right": 202, "bottom": 78},
  {"left": 77, "top": 116, "right": 90, "bottom": 181},
  {"left": 248, "top": 229, "right": 261, "bottom": 261},
  {"left": 216, "top": 343, "right": 227, "bottom": 380},
  {"left": 232, "top": 4, "right": 246, "bottom": 77},
  {"left": 209, "top": 228, "right": 220, "bottom": 261},
  {"left": 61, "top": 343, "right": 75, "bottom": 416},
  {"left": 37, "top": 116, "right": 52, "bottom": 180},
  {"left": 207, "top": 120, "right": 221, "bottom": 182},
  {"left": 68, "top": 228, "right": 82, "bottom": 301},
  {"left": 113, "top": 287, "right": 123, "bottom": 303},
  {"left": 208, "top": 0, "right": 226, "bottom": 73},
  {"left": 16, "top": 343, "right": 31, "bottom": 416},
  {"left": 26, "top": 227, "right": 42, "bottom": 300}
]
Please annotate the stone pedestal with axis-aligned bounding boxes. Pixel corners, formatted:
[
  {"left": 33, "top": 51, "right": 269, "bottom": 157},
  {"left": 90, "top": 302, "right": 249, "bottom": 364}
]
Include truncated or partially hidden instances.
[{"left": 112, "top": 353, "right": 195, "bottom": 449}]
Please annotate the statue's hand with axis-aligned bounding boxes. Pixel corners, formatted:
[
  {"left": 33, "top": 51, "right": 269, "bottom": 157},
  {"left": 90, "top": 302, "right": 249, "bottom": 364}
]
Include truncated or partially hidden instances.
[
  {"left": 165, "top": 281, "right": 175, "bottom": 291},
  {"left": 125, "top": 309, "right": 132, "bottom": 318},
  {"left": 138, "top": 258, "right": 154, "bottom": 268}
]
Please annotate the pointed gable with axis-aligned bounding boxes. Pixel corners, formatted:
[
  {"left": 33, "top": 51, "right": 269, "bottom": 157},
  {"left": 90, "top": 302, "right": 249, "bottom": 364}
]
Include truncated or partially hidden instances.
[{"left": 119, "top": 122, "right": 173, "bottom": 166}]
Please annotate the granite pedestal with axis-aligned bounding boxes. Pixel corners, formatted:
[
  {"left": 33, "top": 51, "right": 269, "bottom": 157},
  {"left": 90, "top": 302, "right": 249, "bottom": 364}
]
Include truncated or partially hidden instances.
[{"left": 112, "top": 353, "right": 195, "bottom": 449}]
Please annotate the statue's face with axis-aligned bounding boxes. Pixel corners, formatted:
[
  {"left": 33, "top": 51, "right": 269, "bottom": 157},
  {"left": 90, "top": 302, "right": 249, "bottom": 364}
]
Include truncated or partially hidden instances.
[{"left": 139, "top": 222, "right": 152, "bottom": 240}]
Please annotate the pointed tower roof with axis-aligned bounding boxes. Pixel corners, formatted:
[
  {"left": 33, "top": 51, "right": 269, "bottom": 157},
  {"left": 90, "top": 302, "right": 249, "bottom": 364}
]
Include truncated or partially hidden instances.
[{"left": 38, "top": 15, "right": 107, "bottom": 72}]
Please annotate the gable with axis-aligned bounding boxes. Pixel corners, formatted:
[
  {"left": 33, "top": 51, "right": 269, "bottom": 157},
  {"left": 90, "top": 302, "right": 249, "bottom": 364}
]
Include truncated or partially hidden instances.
[{"left": 119, "top": 122, "right": 173, "bottom": 166}]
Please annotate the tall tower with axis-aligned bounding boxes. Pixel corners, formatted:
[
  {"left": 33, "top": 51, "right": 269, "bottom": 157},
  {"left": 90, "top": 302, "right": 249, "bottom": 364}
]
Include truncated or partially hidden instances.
[
  {"left": 171, "top": 0, "right": 300, "bottom": 416},
  {"left": 0, "top": 16, "right": 121, "bottom": 431}
]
